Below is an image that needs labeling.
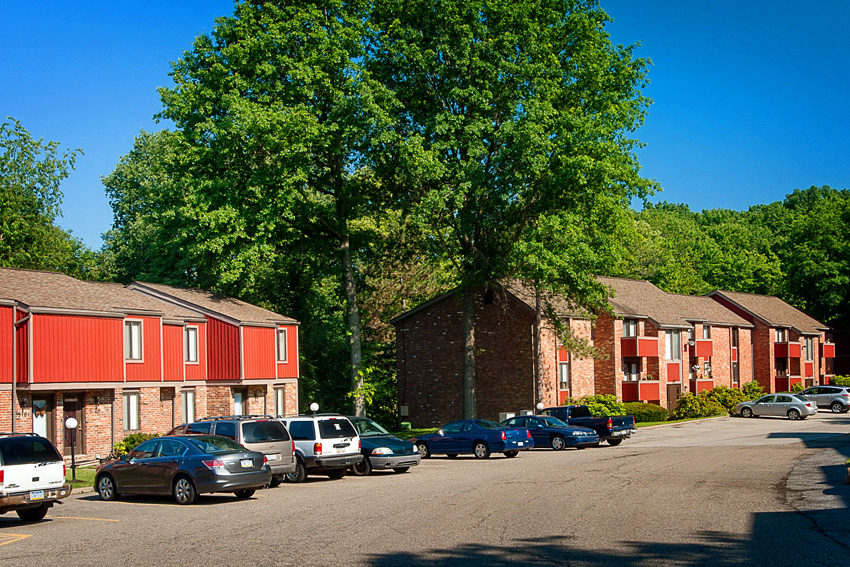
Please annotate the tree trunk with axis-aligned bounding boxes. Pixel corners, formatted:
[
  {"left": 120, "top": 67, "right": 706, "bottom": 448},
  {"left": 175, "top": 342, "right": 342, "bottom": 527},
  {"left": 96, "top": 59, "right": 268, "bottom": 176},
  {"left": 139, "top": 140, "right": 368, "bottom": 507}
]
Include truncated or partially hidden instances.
[
  {"left": 462, "top": 289, "right": 477, "bottom": 419},
  {"left": 534, "top": 288, "right": 544, "bottom": 410},
  {"left": 341, "top": 236, "right": 365, "bottom": 417}
]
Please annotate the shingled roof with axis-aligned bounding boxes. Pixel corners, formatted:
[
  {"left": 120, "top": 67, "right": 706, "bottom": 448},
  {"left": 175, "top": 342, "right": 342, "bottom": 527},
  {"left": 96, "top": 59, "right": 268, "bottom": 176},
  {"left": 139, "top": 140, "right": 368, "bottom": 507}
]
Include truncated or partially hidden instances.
[
  {"left": 0, "top": 267, "right": 201, "bottom": 321},
  {"left": 130, "top": 281, "right": 297, "bottom": 327},
  {"left": 707, "top": 290, "right": 827, "bottom": 335}
]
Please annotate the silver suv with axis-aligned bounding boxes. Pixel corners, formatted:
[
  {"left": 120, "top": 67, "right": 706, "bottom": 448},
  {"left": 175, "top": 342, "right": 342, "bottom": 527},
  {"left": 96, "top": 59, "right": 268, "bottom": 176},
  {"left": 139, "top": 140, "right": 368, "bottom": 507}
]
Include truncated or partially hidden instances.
[
  {"left": 278, "top": 415, "right": 362, "bottom": 482},
  {"left": 0, "top": 433, "right": 72, "bottom": 522},
  {"left": 169, "top": 415, "right": 295, "bottom": 487},
  {"left": 799, "top": 386, "right": 850, "bottom": 413}
]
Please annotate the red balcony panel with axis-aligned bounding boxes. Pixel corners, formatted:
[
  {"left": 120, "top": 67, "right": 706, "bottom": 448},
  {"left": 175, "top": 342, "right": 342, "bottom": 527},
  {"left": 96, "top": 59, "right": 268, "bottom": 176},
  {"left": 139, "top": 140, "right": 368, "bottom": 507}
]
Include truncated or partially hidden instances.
[
  {"left": 774, "top": 342, "right": 802, "bottom": 358},
  {"left": 621, "top": 336, "right": 658, "bottom": 358},
  {"left": 622, "top": 382, "right": 639, "bottom": 402},
  {"left": 666, "top": 362, "right": 681, "bottom": 383},
  {"left": 822, "top": 343, "right": 835, "bottom": 358},
  {"left": 731, "top": 347, "right": 738, "bottom": 362},
  {"left": 640, "top": 381, "right": 660, "bottom": 402},
  {"left": 804, "top": 362, "right": 814, "bottom": 378},
  {"left": 790, "top": 376, "right": 803, "bottom": 389},
  {"left": 694, "top": 339, "right": 713, "bottom": 358},
  {"left": 558, "top": 391, "right": 570, "bottom": 405},
  {"left": 775, "top": 376, "right": 789, "bottom": 392},
  {"left": 694, "top": 379, "right": 714, "bottom": 393},
  {"left": 558, "top": 347, "right": 569, "bottom": 362}
]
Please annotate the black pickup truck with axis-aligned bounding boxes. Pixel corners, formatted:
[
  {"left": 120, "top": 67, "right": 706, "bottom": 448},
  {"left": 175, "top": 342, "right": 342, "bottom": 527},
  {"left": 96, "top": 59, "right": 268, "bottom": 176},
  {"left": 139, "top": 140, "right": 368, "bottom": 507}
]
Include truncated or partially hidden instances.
[{"left": 540, "top": 405, "right": 636, "bottom": 446}]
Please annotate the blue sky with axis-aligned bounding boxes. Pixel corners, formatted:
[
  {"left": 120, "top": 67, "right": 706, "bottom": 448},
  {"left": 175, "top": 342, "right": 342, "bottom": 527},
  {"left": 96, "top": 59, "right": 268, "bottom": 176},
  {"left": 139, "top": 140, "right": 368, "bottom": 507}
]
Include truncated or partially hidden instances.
[{"left": 3, "top": 1, "right": 849, "bottom": 250}]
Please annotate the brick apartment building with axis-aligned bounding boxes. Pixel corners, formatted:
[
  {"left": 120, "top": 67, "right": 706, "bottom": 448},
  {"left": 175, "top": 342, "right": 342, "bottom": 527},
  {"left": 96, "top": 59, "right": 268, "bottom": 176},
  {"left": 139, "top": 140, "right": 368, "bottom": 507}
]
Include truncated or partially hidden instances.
[
  {"left": 0, "top": 268, "right": 299, "bottom": 458},
  {"left": 393, "top": 277, "right": 831, "bottom": 427},
  {"left": 708, "top": 290, "right": 834, "bottom": 392}
]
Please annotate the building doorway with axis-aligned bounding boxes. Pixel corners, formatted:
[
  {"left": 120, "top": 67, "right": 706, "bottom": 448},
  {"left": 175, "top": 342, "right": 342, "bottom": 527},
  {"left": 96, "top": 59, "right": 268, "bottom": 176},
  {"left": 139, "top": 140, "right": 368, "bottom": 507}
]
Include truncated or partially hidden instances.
[
  {"left": 32, "top": 396, "right": 54, "bottom": 441},
  {"left": 667, "top": 383, "right": 682, "bottom": 413},
  {"left": 62, "top": 395, "right": 85, "bottom": 456}
]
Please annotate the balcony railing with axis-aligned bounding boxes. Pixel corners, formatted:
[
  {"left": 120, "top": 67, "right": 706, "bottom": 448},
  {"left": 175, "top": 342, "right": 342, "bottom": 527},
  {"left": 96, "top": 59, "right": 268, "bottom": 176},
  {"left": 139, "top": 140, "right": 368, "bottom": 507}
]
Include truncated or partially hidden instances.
[
  {"left": 689, "top": 338, "right": 714, "bottom": 358},
  {"left": 774, "top": 341, "right": 802, "bottom": 358},
  {"left": 621, "top": 336, "right": 659, "bottom": 358}
]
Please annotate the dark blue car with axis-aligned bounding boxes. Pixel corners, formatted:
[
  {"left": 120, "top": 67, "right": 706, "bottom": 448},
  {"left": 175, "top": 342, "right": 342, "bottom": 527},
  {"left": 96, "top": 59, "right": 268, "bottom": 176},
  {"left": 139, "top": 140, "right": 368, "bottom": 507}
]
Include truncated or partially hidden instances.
[
  {"left": 502, "top": 415, "right": 600, "bottom": 450},
  {"left": 347, "top": 416, "right": 421, "bottom": 475},
  {"left": 412, "top": 419, "right": 533, "bottom": 459}
]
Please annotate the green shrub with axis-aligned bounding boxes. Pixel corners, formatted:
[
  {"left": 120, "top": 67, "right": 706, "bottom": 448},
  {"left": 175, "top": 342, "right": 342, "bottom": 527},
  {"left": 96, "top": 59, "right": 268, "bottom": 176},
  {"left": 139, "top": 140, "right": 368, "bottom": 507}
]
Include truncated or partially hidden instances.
[
  {"left": 705, "top": 385, "right": 750, "bottom": 414},
  {"left": 670, "top": 392, "right": 727, "bottom": 420},
  {"left": 741, "top": 381, "right": 764, "bottom": 399},
  {"left": 622, "top": 402, "right": 668, "bottom": 423},
  {"left": 112, "top": 432, "right": 160, "bottom": 456},
  {"left": 790, "top": 382, "right": 804, "bottom": 393},
  {"left": 831, "top": 375, "right": 850, "bottom": 387},
  {"left": 568, "top": 394, "right": 625, "bottom": 417}
]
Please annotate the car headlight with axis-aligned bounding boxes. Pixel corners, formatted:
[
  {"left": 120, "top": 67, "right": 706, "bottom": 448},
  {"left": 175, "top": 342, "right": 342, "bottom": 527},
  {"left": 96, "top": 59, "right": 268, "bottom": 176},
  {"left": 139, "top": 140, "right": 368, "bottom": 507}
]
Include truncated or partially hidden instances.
[{"left": 371, "top": 447, "right": 393, "bottom": 455}]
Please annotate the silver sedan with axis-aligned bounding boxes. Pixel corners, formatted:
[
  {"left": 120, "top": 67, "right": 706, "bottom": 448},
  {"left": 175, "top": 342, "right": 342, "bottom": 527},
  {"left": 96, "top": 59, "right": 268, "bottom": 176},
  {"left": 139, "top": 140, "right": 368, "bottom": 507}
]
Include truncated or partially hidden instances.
[{"left": 735, "top": 394, "right": 817, "bottom": 420}]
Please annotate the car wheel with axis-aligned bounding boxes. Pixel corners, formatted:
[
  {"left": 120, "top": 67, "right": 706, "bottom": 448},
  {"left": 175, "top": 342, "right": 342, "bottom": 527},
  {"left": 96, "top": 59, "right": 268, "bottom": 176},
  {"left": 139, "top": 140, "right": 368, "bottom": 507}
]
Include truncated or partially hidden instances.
[
  {"left": 415, "top": 442, "right": 431, "bottom": 458},
  {"left": 97, "top": 474, "right": 120, "bottom": 501},
  {"left": 741, "top": 407, "right": 753, "bottom": 418},
  {"left": 831, "top": 402, "right": 845, "bottom": 414},
  {"left": 392, "top": 467, "right": 410, "bottom": 474},
  {"left": 473, "top": 442, "right": 490, "bottom": 459},
  {"left": 550, "top": 435, "right": 566, "bottom": 450},
  {"left": 173, "top": 476, "right": 196, "bottom": 505},
  {"left": 351, "top": 457, "right": 372, "bottom": 476},
  {"left": 16, "top": 504, "right": 48, "bottom": 523},
  {"left": 503, "top": 450, "right": 519, "bottom": 458},
  {"left": 286, "top": 459, "right": 307, "bottom": 483},
  {"left": 234, "top": 489, "right": 255, "bottom": 499},
  {"left": 446, "top": 453, "right": 458, "bottom": 459},
  {"left": 326, "top": 468, "right": 347, "bottom": 480},
  {"left": 606, "top": 438, "right": 623, "bottom": 446},
  {"left": 787, "top": 409, "right": 801, "bottom": 420},
  {"left": 269, "top": 475, "right": 283, "bottom": 488}
]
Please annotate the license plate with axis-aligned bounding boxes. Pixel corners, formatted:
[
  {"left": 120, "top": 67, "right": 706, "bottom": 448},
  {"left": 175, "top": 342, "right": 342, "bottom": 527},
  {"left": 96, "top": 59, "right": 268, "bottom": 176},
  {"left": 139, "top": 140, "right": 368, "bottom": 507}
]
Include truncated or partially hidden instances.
[
  {"left": 266, "top": 454, "right": 279, "bottom": 461},
  {"left": 517, "top": 441, "right": 524, "bottom": 446},
  {"left": 240, "top": 459, "right": 253, "bottom": 468},
  {"left": 29, "top": 490, "right": 45, "bottom": 501}
]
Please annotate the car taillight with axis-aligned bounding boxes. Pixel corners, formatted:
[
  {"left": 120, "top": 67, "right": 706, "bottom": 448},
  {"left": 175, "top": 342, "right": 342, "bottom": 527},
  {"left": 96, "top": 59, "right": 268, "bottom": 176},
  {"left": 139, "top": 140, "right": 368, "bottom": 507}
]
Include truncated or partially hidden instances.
[
  {"left": 526, "top": 430, "right": 532, "bottom": 439},
  {"left": 264, "top": 456, "right": 269, "bottom": 465},
  {"left": 64, "top": 464, "right": 66, "bottom": 477},
  {"left": 0, "top": 469, "right": 4, "bottom": 484},
  {"left": 501, "top": 431, "right": 506, "bottom": 441},
  {"left": 842, "top": 393, "right": 849, "bottom": 397},
  {"left": 202, "top": 459, "right": 226, "bottom": 470},
  {"left": 314, "top": 442, "right": 323, "bottom": 455},
  {"left": 607, "top": 417, "right": 613, "bottom": 429},
  {"left": 357, "top": 439, "right": 361, "bottom": 451},
  {"left": 292, "top": 440, "right": 296, "bottom": 454}
]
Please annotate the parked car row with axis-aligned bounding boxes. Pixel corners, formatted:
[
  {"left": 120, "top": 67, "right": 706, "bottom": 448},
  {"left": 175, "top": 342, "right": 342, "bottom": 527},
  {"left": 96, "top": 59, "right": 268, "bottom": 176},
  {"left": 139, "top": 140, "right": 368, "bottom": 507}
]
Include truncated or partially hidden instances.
[{"left": 734, "top": 385, "right": 850, "bottom": 420}]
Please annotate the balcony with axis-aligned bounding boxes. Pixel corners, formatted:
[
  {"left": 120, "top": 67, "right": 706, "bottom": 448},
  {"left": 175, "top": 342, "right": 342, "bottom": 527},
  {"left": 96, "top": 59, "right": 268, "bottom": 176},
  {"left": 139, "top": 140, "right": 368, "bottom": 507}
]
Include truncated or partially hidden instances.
[
  {"left": 774, "top": 341, "right": 802, "bottom": 358},
  {"left": 621, "top": 336, "right": 659, "bottom": 358},
  {"left": 821, "top": 343, "right": 836, "bottom": 358},
  {"left": 689, "top": 338, "right": 714, "bottom": 358},
  {"left": 622, "top": 380, "right": 661, "bottom": 402}
]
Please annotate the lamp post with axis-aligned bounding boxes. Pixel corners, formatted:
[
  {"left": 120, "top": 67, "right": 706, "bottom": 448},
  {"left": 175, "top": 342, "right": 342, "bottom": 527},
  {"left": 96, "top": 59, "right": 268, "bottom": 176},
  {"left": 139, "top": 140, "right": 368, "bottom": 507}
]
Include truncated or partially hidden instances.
[
  {"left": 309, "top": 402, "right": 319, "bottom": 415},
  {"left": 65, "top": 417, "right": 78, "bottom": 482}
]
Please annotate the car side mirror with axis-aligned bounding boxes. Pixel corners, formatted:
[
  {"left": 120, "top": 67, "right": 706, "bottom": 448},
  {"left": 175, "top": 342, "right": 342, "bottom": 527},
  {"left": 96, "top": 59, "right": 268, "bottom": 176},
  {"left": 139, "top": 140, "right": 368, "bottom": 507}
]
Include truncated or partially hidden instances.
[{"left": 438, "top": 430, "right": 444, "bottom": 436}]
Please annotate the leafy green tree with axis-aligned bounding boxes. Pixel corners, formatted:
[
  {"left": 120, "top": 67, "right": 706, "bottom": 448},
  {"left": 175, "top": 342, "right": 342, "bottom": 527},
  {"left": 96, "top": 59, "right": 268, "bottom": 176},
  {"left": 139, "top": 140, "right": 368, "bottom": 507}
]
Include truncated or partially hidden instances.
[
  {"left": 370, "top": 0, "right": 655, "bottom": 417},
  {"left": 0, "top": 117, "right": 101, "bottom": 276}
]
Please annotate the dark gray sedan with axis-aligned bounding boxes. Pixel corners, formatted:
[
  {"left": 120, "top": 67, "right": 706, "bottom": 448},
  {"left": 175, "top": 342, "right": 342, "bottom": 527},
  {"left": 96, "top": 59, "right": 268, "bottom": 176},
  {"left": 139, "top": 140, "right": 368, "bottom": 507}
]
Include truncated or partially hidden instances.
[
  {"left": 734, "top": 394, "right": 817, "bottom": 420},
  {"left": 95, "top": 435, "right": 271, "bottom": 504}
]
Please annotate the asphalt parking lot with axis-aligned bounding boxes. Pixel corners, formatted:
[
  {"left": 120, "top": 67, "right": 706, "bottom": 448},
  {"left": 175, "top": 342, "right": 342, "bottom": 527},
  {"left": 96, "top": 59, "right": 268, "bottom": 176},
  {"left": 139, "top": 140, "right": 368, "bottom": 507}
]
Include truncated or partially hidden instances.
[{"left": 2, "top": 413, "right": 849, "bottom": 566}]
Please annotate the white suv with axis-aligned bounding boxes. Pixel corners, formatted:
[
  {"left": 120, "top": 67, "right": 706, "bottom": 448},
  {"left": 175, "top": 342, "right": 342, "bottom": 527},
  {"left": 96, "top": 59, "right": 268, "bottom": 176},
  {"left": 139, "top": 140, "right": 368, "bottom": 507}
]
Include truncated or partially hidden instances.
[
  {"left": 0, "top": 433, "right": 72, "bottom": 522},
  {"left": 278, "top": 415, "right": 362, "bottom": 482}
]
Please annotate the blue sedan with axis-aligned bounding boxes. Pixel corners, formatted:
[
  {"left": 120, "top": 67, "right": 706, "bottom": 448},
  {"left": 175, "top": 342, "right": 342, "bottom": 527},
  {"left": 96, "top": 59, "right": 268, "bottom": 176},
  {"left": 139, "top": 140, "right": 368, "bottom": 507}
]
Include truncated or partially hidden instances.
[
  {"left": 412, "top": 420, "right": 533, "bottom": 459},
  {"left": 502, "top": 415, "right": 600, "bottom": 450}
]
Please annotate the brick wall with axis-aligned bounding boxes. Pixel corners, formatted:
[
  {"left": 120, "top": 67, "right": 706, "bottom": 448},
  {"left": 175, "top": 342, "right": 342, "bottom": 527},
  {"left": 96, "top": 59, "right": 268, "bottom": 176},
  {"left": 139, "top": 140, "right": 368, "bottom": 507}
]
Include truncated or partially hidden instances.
[{"left": 569, "top": 319, "right": 596, "bottom": 399}]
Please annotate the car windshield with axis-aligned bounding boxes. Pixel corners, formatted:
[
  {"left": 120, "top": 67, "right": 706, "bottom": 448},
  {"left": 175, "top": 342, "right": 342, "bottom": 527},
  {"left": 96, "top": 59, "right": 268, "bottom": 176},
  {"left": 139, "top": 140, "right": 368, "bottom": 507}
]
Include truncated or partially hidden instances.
[
  {"left": 474, "top": 420, "right": 507, "bottom": 430},
  {"left": 242, "top": 420, "right": 290, "bottom": 443},
  {"left": 318, "top": 418, "right": 357, "bottom": 439},
  {"left": 352, "top": 419, "right": 390, "bottom": 437},
  {"left": 0, "top": 436, "right": 62, "bottom": 465},
  {"left": 539, "top": 416, "right": 569, "bottom": 427},
  {"left": 186, "top": 435, "right": 248, "bottom": 455}
]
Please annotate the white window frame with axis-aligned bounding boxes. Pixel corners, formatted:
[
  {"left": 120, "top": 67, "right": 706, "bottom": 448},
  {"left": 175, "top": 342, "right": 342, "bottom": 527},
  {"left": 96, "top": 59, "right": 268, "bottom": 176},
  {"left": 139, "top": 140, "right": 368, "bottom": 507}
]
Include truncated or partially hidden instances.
[
  {"left": 123, "top": 390, "right": 140, "bottom": 430},
  {"left": 181, "top": 389, "right": 195, "bottom": 424},
  {"left": 702, "top": 325, "right": 711, "bottom": 339},
  {"left": 185, "top": 326, "right": 199, "bottom": 363},
  {"left": 623, "top": 319, "right": 637, "bottom": 338},
  {"left": 623, "top": 361, "right": 640, "bottom": 381},
  {"left": 276, "top": 328, "right": 288, "bottom": 362},
  {"left": 804, "top": 336, "right": 814, "bottom": 361},
  {"left": 776, "top": 328, "right": 787, "bottom": 343},
  {"left": 124, "top": 319, "right": 143, "bottom": 362},
  {"left": 274, "top": 386, "right": 286, "bottom": 417},
  {"left": 233, "top": 389, "right": 246, "bottom": 416},
  {"left": 558, "top": 362, "right": 570, "bottom": 391},
  {"left": 666, "top": 331, "right": 681, "bottom": 361}
]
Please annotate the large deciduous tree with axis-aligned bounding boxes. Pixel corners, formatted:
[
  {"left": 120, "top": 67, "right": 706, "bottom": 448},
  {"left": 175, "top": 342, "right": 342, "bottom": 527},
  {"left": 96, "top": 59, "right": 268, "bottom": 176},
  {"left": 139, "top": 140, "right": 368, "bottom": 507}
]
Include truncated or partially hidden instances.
[{"left": 370, "top": 0, "right": 655, "bottom": 417}]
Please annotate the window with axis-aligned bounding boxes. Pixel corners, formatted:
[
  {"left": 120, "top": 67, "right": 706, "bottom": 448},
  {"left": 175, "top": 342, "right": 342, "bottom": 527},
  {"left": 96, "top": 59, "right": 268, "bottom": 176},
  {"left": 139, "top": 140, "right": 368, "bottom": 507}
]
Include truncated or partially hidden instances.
[
  {"left": 623, "top": 319, "right": 637, "bottom": 337},
  {"left": 181, "top": 389, "right": 195, "bottom": 424},
  {"left": 702, "top": 325, "right": 711, "bottom": 339},
  {"left": 214, "top": 422, "right": 237, "bottom": 440},
  {"left": 287, "top": 421, "right": 316, "bottom": 441},
  {"left": 233, "top": 389, "right": 246, "bottom": 415},
  {"left": 804, "top": 337, "right": 814, "bottom": 361},
  {"left": 276, "top": 328, "right": 288, "bottom": 362},
  {"left": 776, "top": 328, "right": 787, "bottom": 342},
  {"left": 185, "top": 326, "right": 198, "bottom": 363},
  {"left": 558, "top": 362, "right": 570, "bottom": 390},
  {"left": 665, "top": 331, "right": 681, "bottom": 361},
  {"left": 124, "top": 320, "right": 142, "bottom": 361},
  {"left": 623, "top": 360, "right": 639, "bottom": 381},
  {"left": 274, "top": 387, "right": 286, "bottom": 417},
  {"left": 123, "top": 391, "right": 140, "bottom": 430},
  {"left": 732, "top": 328, "right": 739, "bottom": 348},
  {"left": 775, "top": 358, "right": 788, "bottom": 376}
]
